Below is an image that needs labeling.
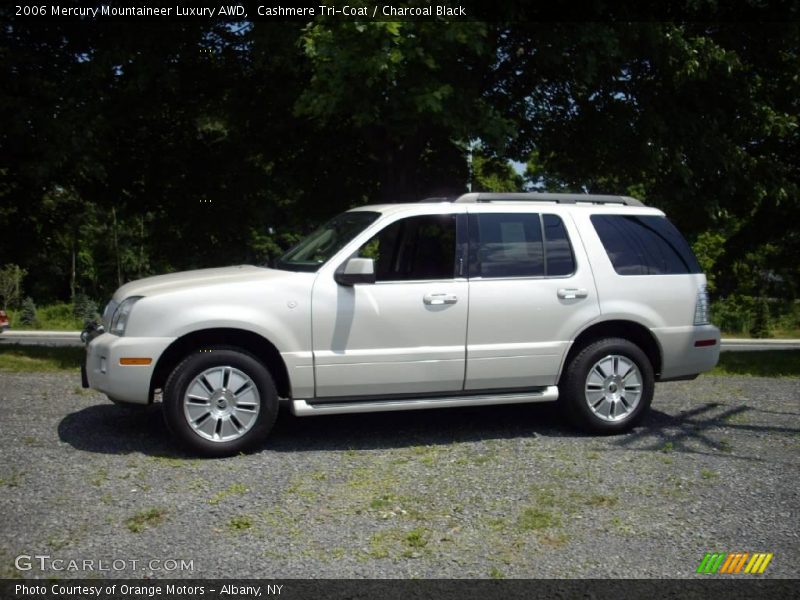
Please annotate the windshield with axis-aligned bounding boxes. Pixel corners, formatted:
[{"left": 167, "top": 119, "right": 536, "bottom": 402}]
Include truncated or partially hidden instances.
[{"left": 275, "top": 211, "right": 380, "bottom": 272}]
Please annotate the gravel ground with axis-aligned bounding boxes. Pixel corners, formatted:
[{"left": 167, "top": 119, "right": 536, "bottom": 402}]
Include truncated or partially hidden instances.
[{"left": 0, "top": 372, "right": 797, "bottom": 579}]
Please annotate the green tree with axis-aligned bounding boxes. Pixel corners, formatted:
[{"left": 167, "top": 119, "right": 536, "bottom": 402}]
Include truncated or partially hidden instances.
[
  {"left": 0, "top": 264, "right": 27, "bottom": 310},
  {"left": 750, "top": 297, "right": 771, "bottom": 338},
  {"left": 20, "top": 297, "right": 37, "bottom": 326},
  {"left": 297, "top": 20, "right": 512, "bottom": 201}
]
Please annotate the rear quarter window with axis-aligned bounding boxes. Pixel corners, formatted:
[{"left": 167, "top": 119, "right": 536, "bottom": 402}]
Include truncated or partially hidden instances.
[{"left": 591, "top": 214, "right": 701, "bottom": 275}]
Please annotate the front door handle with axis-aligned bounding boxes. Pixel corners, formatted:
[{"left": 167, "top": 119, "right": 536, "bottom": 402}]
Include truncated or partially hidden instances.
[
  {"left": 424, "top": 292, "right": 458, "bottom": 305},
  {"left": 557, "top": 288, "right": 588, "bottom": 299}
]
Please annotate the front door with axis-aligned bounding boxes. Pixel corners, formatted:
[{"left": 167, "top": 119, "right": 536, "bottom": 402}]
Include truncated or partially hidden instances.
[{"left": 311, "top": 213, "right": 468, "bottom": 398}]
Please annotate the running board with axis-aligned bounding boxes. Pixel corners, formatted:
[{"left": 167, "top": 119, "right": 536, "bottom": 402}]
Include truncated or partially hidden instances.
[{"left": 291, "top": 387, "right": 559, "bottom": 417}]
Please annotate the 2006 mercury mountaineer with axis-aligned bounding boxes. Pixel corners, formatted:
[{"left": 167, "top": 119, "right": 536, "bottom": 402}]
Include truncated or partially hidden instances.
[{"left": 81, "top": 193, "right": 720, "bottom": 456}]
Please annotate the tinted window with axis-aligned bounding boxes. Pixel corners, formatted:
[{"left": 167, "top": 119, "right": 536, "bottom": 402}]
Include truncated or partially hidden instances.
[
  {"left": 469, "top": 213, "right": 576, "bottom": 278},
  {"left": 277, "top": 211, "right": 379, "bottom": 272},
  {"left": 543, "top": 214, "right": 576, "bottom": 276},
  {"left": 357, "top": 215, "right": 456, "bottom": 281},
  {"left": 469, "top": 214, "right": 544, "bottom": 278},
  {"left": 591, "top": 215, "right": 701, "bottom": 275}
]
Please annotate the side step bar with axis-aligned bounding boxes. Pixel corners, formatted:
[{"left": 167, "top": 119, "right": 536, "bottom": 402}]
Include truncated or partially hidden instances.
[{"left": 291, "top": 387, "right": 559, "bottom": 417}]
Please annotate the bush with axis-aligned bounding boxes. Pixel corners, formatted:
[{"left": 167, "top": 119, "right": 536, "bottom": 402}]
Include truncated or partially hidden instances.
[
  {"left": 711, "top": 295, "right": 800, "bottom": 337},
  {"left": 0, "top": 264, "right": 27, "bottom": 310},
  {"left": 750, "top": 297, "right": 771, "bottom": 338},
  {"left": 710, "top": 295, "right": 755, "bottom": 334},
  {"left": 38, "top": 303, "right": 85, "bottom": 330},
  {"left": 20, "top": 297, "right": 38, "bottom": 327},
  {"left": 73, "top": 293, "right": 99, "bottom": 324}
]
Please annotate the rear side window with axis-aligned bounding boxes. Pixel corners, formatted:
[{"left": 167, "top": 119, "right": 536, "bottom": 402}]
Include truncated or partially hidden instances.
[
  {"left": 469, "top": 213, "right": 576, "bottom": 278},
  {"left": 591, "top": 215, "right": 701, "bottom": 275}
]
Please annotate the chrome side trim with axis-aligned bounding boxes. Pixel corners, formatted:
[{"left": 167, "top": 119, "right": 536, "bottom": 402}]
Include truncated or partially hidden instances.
[{"left": 291, "top": 387, "right": 559, "bottom": 416}]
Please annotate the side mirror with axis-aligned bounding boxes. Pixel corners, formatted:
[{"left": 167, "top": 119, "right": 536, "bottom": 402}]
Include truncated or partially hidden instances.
[{"left": 334, "top": 257, "right": 376, "bottom": 286}]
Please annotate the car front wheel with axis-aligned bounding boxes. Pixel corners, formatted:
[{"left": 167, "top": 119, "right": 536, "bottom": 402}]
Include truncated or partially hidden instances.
[
  {"left": 163, "top": 347, "right": 278, "bottom": 457},
  {"left": 561, "top": 338, "right": 654, "bottom": 433}
]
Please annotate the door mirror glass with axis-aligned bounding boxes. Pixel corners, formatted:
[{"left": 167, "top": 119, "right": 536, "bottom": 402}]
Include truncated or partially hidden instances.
[{"left": 334, "top": 257, "right": 376, "bottom": 286}]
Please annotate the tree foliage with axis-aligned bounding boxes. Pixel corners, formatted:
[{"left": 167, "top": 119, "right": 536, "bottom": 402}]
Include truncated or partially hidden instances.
[
  {"left": 1, "top": 14, "right": 796, "bottom": 306},
  {"left": 0, "top": 264, "right": 27, "bottom": 310}
]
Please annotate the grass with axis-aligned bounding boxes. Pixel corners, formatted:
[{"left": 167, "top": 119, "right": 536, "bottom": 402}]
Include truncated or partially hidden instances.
[
  {"left": 370, "top": 494, "right": 396, "bottom": 511},
  {"left": 0, "top": 344, "right": 83, "bottom": 372},
  {"left": 405, "top": 528, "right": 428, "bottom": 549},
  {"left": 0, "top": 469, "right": 24, "bottom": 488},
  {"left": 700, "top": 468, "right": 718, "bottom": 480},
  {"left": 489, "top": 567, "right": 506, "bottom": 579},
  {"left": 227, "top": 515, "right": 253, "bottom": 532},
  {"left": 518, "top": 507, "right": 560, "bottom": 530},
  {"left": 208, "top": 482, "right": 248, "bottom": 505},
  {"left": 125, "top": 508, "right": 166, "bottom": 533},
  {"left": 710, "top": 350, "right": 800, "bottom": 378},
  {"left": 5, "top": 304, "right": 85, "bottom": 330},
  {"left": 368, "top": 527, "right": 430, "bottom": 559},
  {"left": 90, "top": 468, "right": 108, "bottom": 487}
]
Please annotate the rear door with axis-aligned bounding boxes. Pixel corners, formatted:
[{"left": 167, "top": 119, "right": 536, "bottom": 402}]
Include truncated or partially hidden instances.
[{"left": 464, "top": 208, "right": 600, "bottom": 389}]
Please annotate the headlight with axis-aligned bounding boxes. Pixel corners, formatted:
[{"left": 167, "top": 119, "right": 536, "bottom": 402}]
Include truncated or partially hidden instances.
[
  {"left": 102, "top": 299, "right": 118, "bottom": 330},
  {"left": 109, "top": 296, "right": 142, "bottom": 336}
]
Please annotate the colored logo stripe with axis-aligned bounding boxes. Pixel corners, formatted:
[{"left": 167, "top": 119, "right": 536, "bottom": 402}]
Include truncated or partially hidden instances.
[
  {"left": 744, "top": 553, "right": 773, "bottom": 574},
  {"left": 719, "top": 552, "right": 749, "bottom": 573},
  {"left": 697, "top": 553, "right": 726, "bottom": 574},
  {"left": 697, "top": 552, "right": 773, "bottom": 574}
]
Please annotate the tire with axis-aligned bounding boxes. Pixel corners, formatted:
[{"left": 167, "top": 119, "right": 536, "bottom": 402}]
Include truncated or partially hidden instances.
[
  {"left": 561, "top": 337, "right": 654, "bottom": 434},
  {"left": 163, "top": 347, "right": 278, "bottom": 457}
]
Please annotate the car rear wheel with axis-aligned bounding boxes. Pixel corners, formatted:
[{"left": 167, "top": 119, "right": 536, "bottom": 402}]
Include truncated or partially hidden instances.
[
  {"left": 561, "top": 337, "right": 654, "bottom": 433},
  {"left": 163, "top": 347, "right": 278, "bottom": 457}
]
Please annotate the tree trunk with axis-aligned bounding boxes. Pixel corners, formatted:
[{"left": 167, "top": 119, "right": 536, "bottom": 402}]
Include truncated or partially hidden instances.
[{"left": 112, "top": 207, "right": 122, "bottom": 287}]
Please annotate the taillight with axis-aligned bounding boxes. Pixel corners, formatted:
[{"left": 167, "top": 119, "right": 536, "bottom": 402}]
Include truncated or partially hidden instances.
[{"left": 694, "top": 285, "right": 710, "bottom": 325}]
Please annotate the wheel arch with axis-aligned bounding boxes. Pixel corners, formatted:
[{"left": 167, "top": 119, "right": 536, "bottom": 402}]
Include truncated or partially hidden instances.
[
  {"left": 150, "top": 328, "right": 291, "bottom": 401},
  {"left": 558, "top": 320, "right": 662, "bottom": 384}
]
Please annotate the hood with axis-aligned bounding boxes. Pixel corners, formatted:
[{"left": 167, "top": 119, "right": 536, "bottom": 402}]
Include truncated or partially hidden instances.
[{"left": 112, "top": 265, "right": 291, "bottom": 301}]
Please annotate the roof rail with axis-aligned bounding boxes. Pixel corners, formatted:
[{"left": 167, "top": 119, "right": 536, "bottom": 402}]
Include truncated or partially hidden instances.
[
  {"left": 453, "top": 192, "right": 644, "bottom": 207},
  {"left": 418, "top": 196, "right": 456, "bottom": 203}
]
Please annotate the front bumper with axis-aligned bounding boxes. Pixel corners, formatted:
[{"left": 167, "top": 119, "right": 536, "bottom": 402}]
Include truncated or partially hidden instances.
[{"left": 84, "top": 332, "right": 174, "bottom": 404}]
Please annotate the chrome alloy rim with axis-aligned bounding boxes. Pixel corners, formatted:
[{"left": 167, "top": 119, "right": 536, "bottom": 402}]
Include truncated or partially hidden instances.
[
  {"left": 584, "top": 354, "right": 643, "bottom": 422},
  {"left": 183, "top": 366, "right": 261, "bottom": 442}
]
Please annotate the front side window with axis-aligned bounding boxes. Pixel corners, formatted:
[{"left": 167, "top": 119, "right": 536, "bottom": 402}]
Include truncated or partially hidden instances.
[
  {"left": 356, "top": 214, "right": 457, "bottom": 281},
  {"left": 591, "top": 215, "right": 701, "bottom": 275},
  {"left": 276, "top": 211, "right": 379, "bottom": 272},
  {"left": 469, "top": 213, "right": 575, "bottom": 278}
]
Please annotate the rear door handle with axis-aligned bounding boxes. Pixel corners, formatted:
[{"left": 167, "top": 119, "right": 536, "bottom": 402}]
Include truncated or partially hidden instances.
[
  {"left": 557, "top": 288, "right": 588, "bottom": 299},
  {"left": 424, "top": 292, "right": 458, "bottom": 305}
]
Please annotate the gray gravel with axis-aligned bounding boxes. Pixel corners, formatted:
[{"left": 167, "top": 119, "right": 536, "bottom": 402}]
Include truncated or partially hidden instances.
[{"left": 0, "top": 372, "right": 797, "bottom": 579}]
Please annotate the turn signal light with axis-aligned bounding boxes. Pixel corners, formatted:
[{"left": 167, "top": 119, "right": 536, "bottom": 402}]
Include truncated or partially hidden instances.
[{"left": 119, "top": 357, "right": 152, "bottom": 366}]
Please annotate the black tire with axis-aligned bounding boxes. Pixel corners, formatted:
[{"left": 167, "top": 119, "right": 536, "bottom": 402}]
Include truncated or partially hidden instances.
[
  {"left": 163, "top": 346, "right": 278, "bottom": 457},
  {"left": 561, "top": 337, "right": 654, "bottom": 434}
]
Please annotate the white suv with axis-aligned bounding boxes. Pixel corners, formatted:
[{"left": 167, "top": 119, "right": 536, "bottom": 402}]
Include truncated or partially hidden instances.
[{"left": 82, "top": 193, "right": 720, "bottom": 456}]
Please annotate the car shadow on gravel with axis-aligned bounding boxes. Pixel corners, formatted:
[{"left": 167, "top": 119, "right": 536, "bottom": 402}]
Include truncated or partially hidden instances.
[
  {"left": 57, "top": 403, "right": 190, "bottom": 457},
  {"left": 57, "top": 401, "right": 583, "bottom": 457},
  {"left": 266, "top": 402, "right": 579, "bottom": 453},
  {"left": 615, "top": 402, "right": 800, "bottom": 460}
]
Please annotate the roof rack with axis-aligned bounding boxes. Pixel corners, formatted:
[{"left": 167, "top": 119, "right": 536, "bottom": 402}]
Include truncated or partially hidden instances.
[
  {"left": 453, "top": 192, "right": 644, "bottom": 207},
  {"left": 418, "top": 196, "right": 455, "bottom": 203}
]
